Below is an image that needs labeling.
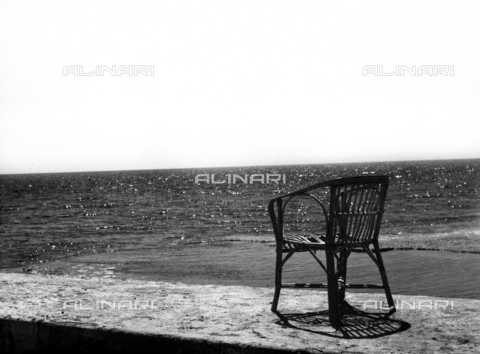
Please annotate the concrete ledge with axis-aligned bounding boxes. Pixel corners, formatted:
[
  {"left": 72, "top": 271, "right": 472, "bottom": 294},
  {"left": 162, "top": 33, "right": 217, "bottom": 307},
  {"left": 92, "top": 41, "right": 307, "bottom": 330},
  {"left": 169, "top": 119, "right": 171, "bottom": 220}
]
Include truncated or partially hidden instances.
[
  {"left": 0, "top": 319, "right": 303, "bottom": 354},
  {"left": 1, "top": 273, "right": 479, "bottom": 353}
]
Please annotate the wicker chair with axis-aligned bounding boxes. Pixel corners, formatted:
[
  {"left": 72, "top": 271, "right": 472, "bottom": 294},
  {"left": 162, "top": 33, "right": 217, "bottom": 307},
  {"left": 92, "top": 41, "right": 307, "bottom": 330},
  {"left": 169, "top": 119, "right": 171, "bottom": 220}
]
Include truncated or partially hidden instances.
[{"left": 268, "top": 176, "right": 395, "bottom": 327}]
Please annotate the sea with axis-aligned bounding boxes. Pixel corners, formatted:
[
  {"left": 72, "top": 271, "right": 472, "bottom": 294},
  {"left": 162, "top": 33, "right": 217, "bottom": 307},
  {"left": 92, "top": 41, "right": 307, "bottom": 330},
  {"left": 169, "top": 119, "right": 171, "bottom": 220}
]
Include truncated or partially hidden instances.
[{"left": 1, "top": 159, "right": 479, "bottom": 299}]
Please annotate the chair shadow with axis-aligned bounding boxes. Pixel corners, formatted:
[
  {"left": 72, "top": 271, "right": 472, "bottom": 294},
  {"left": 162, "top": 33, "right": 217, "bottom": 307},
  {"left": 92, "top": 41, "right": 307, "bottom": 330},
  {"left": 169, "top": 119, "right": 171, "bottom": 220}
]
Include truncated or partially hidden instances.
[{"left": 273, "top": 302, "right": 410, "bottom": 339}]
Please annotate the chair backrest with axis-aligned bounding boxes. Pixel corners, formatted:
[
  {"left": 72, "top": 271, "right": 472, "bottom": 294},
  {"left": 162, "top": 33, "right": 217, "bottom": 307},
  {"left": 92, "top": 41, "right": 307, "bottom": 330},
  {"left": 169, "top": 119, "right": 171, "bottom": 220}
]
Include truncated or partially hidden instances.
[
  {"left": 328, "top": 176, "right": 389, "bottom": 245},
  {"left": 268, "top": 176, "right": 389, "bottom": 247}
]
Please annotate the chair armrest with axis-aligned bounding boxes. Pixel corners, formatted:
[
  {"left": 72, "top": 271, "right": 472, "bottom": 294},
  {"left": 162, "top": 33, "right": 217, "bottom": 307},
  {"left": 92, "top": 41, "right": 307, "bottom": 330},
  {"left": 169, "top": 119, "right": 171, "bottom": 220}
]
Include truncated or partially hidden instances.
[
  {"left": 268, "top": 191, "right": 329, "bottom": 244},
  {"left": 269, "top": 175, "right": 389, "bottom": 203}
]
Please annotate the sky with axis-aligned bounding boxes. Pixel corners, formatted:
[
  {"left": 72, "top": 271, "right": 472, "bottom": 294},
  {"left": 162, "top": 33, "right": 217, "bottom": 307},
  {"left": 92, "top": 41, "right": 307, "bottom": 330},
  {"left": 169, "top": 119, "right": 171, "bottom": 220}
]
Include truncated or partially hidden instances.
[{"left": 1, "top": 0, "right": 479, "bottom": 174}]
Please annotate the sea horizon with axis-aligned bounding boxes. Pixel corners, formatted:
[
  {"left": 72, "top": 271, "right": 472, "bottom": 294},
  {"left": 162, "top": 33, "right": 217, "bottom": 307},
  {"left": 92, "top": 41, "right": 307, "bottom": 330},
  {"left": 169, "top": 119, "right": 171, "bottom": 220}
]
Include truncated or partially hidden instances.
[{"left": 1, "top": 156, "right": 478, "bottom": 176}]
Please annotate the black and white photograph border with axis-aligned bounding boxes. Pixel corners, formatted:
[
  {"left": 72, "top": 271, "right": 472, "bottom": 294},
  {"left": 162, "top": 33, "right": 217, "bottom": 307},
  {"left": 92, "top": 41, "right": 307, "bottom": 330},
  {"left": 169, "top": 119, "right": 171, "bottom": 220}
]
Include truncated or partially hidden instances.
[{"left": 0, "top": 1, "right": 479, "bottom": 353}]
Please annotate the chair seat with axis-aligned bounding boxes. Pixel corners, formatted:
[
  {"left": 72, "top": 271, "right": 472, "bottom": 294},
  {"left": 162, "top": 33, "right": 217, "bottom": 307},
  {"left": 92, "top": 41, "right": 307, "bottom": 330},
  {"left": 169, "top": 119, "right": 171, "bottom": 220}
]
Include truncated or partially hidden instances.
[
  {"left": 285, "top": 234, "right": 375, "bottom": 250},
  {"left": 284, "top": 234, "right": 326, "bottom": 248}
]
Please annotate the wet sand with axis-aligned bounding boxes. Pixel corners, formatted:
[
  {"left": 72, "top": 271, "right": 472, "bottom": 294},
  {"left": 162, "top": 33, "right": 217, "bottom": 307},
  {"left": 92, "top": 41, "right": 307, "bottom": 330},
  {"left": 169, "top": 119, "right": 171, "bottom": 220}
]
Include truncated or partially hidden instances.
[{"left": 9, "top": 240, "right": 480, "bottom": 300}]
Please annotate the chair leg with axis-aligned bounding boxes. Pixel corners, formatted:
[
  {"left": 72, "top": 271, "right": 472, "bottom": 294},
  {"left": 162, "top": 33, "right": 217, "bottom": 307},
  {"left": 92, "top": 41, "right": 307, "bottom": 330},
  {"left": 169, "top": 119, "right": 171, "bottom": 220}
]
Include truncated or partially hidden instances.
[
  {"left": 338, "top": 249, "right": 347, "bottom": 302},
  {"left": 326, "top": 247, "right": 341, "bottom": 327},
  {"left": 272, "top": 286, "right": 281, "bottom": 312},
  {"left": 373, "top": 241, "right": 395, "bottom": 314},
  {"left": 271, "top": 248, "right": 283, "bottom": 312}
]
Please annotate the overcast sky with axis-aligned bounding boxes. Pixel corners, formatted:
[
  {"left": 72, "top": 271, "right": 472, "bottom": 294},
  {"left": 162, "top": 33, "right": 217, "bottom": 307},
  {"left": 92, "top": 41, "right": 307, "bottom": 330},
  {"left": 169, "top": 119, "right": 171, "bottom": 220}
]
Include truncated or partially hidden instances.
[{"left": 1, "top": 1, "right": 479, "bottom": 174}]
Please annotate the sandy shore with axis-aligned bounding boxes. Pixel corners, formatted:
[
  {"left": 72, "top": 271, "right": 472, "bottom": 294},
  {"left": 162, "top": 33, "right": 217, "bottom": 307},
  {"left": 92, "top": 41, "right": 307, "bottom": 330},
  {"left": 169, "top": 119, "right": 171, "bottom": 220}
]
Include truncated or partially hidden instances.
[{"left": 0, "top": 272, "right": 479, "bottom": 353}]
